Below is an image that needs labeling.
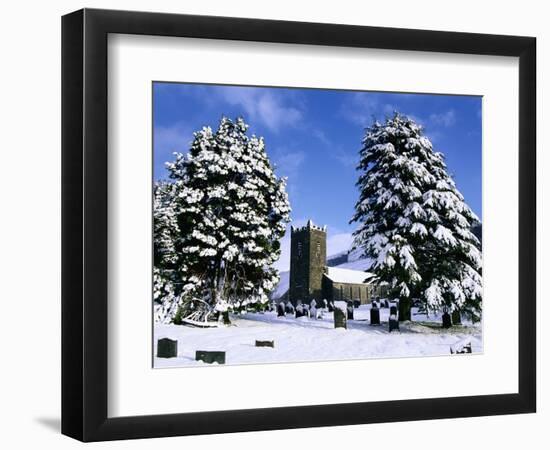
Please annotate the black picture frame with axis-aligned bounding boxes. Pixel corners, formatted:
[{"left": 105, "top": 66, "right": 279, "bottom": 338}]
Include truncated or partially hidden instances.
[{"left": 62, "top": 8, "right": 536, "bottom": 442}]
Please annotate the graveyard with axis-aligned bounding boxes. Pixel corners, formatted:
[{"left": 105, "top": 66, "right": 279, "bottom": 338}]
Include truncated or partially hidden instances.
[{"left": 154, "top": 303, "right": 482, "bottom": 368}]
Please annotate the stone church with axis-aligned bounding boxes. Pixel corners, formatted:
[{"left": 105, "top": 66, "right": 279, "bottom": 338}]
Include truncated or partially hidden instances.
[{"left": 287, "top": 220, "right": 386, "bottom": 305}]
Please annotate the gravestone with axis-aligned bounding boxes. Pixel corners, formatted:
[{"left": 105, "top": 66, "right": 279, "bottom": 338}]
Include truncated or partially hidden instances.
[
  {"left": 346, "top": 301, "right": 354, "bottom": 320},
  {"left": 333, "top": 301, "right": 347, "bottom": 329},
  {"left": 303, "top": 304, "right": 310, "bottom": 318},
  {"left": 255, "top": 340, "right": 275, "bottom": 348},
  {"left": 295, "top": 304, "right": 304, "bottom": 318},
  {"left": 442, "top": 312, "right": 452, "bottom": 329},
  {"left": 388, "top": 313, "right": 399, "bottom": 332},
  {"left": 327, "top": 301, "right": 334, "bottom": 312},
  {"left": 221, "top": 311, "right": 231, "bottom": 325},
  {"left": 285, "top": 302, "right": 295, "bottom": 315},
  {"left": 310, "top": 299, "right": 317, "bottom": 309},
  {"left": 452, "top": 309, "right": 462, "bottom": 325},
  {"left": 389, "top": 305, "right": 398, "bottom": 316},
  {"left": 157, "top": 338, "right": 177, "bottom": 358},
  {"left": 383, "top": 299, "right": 390, "bottom": 308},
  {"left": 323, "top": 299, "right": 328, "bottom": 310},
  {"left": 195, "top": 350, "right": 226, "bottom": 364},
  {"left": 370, "top": 306, "right": 380, "bottom": 325},
  {"left": 353, "top": 300, "right": 361, "bottom": 309},
  {"left": 277, "top": 302, "right": 286, "bottom": 317}
]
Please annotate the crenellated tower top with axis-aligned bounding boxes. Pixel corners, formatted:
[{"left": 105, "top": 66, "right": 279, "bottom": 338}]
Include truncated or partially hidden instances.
[{"left": 291, "top": 219, "right": 327, "bottom": 234}]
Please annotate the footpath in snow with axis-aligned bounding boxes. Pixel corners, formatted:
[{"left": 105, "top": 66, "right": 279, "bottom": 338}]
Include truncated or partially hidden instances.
[{"left": 154, "top": 305, "right": 482, "bottom": 368}]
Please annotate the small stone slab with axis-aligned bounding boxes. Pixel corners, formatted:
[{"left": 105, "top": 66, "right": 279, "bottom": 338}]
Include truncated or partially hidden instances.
[
  {"left": 450, "top": 342, "right": 472, "bottom": 354},
  {"left": 157, "top": 338, "right": 177, "bottom": 358},
  {"left": 255, "top": 340, "right": 275, "bottom": 348},
  {"left": 277, "top": 303, "right": 286, "bottom": 317},
  {"left": 196, "top": 350, "right": 226, "bottom": 364}
]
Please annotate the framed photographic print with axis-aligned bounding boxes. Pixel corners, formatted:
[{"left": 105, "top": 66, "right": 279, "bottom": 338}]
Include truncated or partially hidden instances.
[{"left": 62, "top": 8, "right": 536, "bottom": 442}]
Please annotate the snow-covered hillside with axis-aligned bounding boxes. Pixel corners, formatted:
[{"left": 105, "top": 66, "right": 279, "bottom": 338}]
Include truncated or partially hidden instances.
[{"left": 154, "top": 305, "right": 482, "bottom": 368}]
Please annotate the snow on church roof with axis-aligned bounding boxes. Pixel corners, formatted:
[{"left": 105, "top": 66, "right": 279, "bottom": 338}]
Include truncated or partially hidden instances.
[{"left": 325, "top": 267, "right": 374, "bottom": 285}]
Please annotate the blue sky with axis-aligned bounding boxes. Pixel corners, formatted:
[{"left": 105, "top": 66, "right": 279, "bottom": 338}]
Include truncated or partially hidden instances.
[{"left": 153, "top": 82, "right": 482, "bottom": 271}]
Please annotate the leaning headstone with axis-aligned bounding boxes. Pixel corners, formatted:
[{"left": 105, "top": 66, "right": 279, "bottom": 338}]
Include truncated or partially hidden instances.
[
  {"left": 157, "top": 338, "right": 177, "bottom": 358},
  {"left": 442, "top": 312, "right": 452, "bottom": 329},
  {"left": 353, "top": 300, "right": 361, "bottom": 309},
  {"left": 346, "top": 301, "right": 354, "bottom": 320},
  {"left": 277, "top": 302, "right": 286, "bottom": 317},
  {"left": 196, "top": 350, "right": 226, "bottom": 364},
  {"left": 333, "top": 301, "right": 347, "bottom": 329},
  {"left": 255, "top": 340, "right": 275, "bottom": 348},
  {"left": 388, "top": 313, "right": 399, "bottom": 332},
  {"left": 370, "top": 305, "right": 380, "bottom": 325}
]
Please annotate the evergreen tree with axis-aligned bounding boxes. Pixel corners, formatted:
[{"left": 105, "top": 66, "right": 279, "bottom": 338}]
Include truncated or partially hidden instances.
[
  {"left": 351, "top": 114, "right": 482, "bottom": 322},
  {"left": 153, "top": 182, "right": 182, "bottom": 323},
  {"left": 153, "top": 116, "right": 290, "bottom": 323}
]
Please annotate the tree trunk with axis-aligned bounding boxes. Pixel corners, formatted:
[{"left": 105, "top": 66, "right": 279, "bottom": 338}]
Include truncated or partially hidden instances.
[{"left": 398, "top": 298, "right": 411, "bottom": 322}]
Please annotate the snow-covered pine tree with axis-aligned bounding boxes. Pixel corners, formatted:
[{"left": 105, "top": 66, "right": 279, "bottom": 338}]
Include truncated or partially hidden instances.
[
  {"left": 351, "top": 113, "right": 482, "bottom": 323},
  {"left": 154, "top": 116, "right": 290, "bottom": 323},
  {"left": 153, "top": 181, "right": 183, "bottom": 323}
]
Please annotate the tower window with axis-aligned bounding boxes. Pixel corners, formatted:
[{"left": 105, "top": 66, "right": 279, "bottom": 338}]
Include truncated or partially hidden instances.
[
  {"left": 297, "top": 242, "right": 302, "bottom": 258},
  {"left": 316, "top": 242, "right": 321, "bottom": 258}
]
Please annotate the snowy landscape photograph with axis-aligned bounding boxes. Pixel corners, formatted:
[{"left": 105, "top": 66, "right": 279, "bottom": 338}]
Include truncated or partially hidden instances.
[{"left": 152, "top": 82, "right": 483, "bottom": 368}]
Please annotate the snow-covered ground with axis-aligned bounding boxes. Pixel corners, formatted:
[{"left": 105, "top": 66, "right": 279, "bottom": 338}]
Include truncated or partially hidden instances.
[{"left": 154, "top": 305, "right": 482, "bottom": 368}]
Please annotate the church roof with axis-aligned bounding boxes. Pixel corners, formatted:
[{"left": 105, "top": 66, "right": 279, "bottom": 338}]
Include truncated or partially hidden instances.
[{"left": 324, "top": 267, "right": 374, "bottom": 285}]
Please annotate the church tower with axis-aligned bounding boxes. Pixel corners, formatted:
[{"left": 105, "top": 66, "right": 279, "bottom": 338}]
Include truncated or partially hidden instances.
[{"left": 289, "top": 220, "right": 327, "bottom": 304}]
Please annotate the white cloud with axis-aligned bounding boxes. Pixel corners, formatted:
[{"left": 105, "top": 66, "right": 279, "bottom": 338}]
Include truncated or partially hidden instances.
[
  {"left": 273, "top": 150, "right": 305, "bottom": 178},
  {"left": 341, "top": 92, "right": 395, "bottom": 126},
  {"left": 327, "top": 232, "right": 353, "bottom": 256},
  {"left": 429, "top": 109, "right": 456, "bottom": 127},
  {"left": 217, "top": 87, "right": 303, "bottom": 132},
  {"left": 154, "top": 122, "right": 192, "bottom": 174},
  {"left": 312, "top": 129, "right": 330, "bottom": 146},
  {"left": 312, "top": 128, "right": 357, "bottom": 168}
]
